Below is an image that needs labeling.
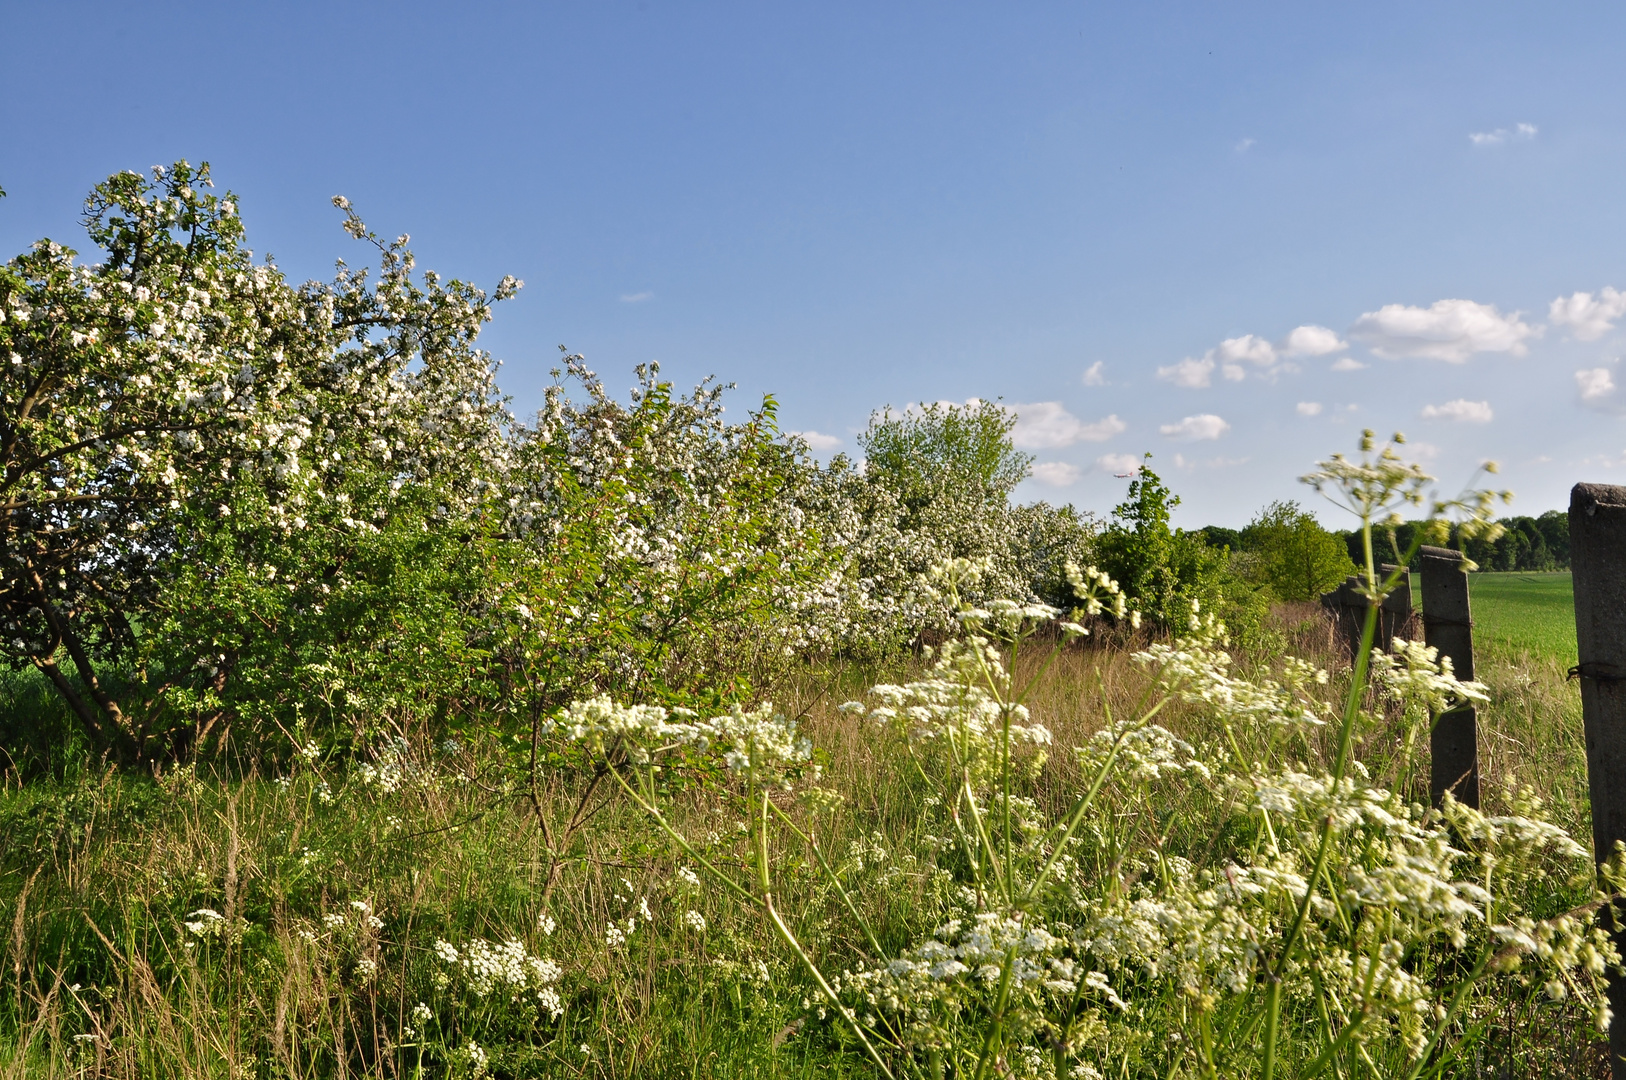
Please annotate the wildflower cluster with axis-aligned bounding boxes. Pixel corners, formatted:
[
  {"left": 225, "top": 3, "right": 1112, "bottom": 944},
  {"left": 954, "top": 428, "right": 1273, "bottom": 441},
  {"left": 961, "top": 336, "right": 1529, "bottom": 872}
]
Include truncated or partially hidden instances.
[
  {"left": 1135, "top": 608, "right": 1331, "bottom": 729},
  {"left": 432, "top": 937, "right": 564, "bottom": 1020},
  {"left": 554, "top": 697, "right": 816, "bottom": 787},
  {"left": 853, "top": 638, "right": 1052, "bottom": 769},
  {"left": 599, "top": 449, "right": 1612, "bottom": 1079},
  {"left": 1371, "top": 636, "right": 1490, "bottom": 717}
]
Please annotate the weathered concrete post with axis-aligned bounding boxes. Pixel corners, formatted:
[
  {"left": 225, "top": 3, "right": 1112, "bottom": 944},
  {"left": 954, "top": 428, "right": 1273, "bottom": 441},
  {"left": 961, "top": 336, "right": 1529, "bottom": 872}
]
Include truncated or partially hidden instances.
[
  {"left": 1418, "top": 545, "right": 1479, "bottom": 809},
  {"left": 1570, "top": 482, "right": 1626, "bottom": 1073},
  {"left": 1319, "top": 565, "right": 1414, "bottom": 663}
]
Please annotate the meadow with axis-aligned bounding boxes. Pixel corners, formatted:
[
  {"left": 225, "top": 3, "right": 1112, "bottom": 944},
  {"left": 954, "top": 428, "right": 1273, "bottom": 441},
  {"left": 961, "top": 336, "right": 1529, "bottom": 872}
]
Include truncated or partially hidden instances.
[
  {"left": 1467, "top": 572, "right": 1578, "bottom": 663},
  {"left": 0, "top": 581, "right": 1612, "bottom": 1079}
]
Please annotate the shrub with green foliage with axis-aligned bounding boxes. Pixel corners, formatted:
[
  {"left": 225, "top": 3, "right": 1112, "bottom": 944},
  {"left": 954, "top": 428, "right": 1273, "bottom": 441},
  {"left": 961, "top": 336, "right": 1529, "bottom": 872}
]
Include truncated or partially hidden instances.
[
  {"left": 1238, "top": 500, "right": 1357, "bottom": 602},
  {"left": 1092, "top": 456, "right": 1270, "bottom": 640}
]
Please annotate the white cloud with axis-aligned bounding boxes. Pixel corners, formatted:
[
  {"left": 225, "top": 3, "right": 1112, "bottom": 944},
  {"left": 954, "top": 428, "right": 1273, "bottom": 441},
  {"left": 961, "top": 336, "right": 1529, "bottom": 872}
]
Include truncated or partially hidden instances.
[
  {"left": 1096, "top": 452, "right": 1142, "bottom": 475},
  {"left": 1010, "top": 403, "right": 1126, "bottom": 449},
  {"left": 1551, "top": 288, "right": 1626, "bottom": 341},
  {"left": 1578, "top": 367, "right": 1616, "bottom": 400},
  {"left": 1160, "top": 414, "right": 1231, "bottom": 441},
  {"left": 1159, "top": 333, "right": 1292, "bottom": 387},
  {"left": 1213, "top": 334, "right": 1278, "bottom": 380},
  {"left": 1075, "top": 414, "right": 1129, "bottom": 442},
  {"left": 1296, "top": 401, "right": 1323, "bottom": 417},
  {"left": 1082, "top": 361, "right": 1106, "bottom": 386},
  {"left": 1235, "top": 137, "right": 1256, "bottom": 153},
  {"left": 1330, "top": 356, "right": 1368, "bottom": 371},
  {"left": 1420, "top": 399, "right": 1494, "bottom": 423},
  {"left": 1030, "top": 461, "right": 1081, "bottom": 487},
  {"left": 1469, "top": 122, "right": 1538, "bottom": 146},
  {"left": 1349, "top": 299, "right": 1539, "bottom": 362},
  {"left": 1279, "top": 325, "right": 1347, "bottom": 357},
  {"left": 1577, "top": 367, "right": 1617, "bottom": 405},
  {"left": 1157, "top": 356, "right": 1216, "bottom": 388},
  {"left": 619, "top": 291, "right": 654, "bottom": 303},
  {"left": 790, "top": 430, "right": 842, "bottom": 451}
]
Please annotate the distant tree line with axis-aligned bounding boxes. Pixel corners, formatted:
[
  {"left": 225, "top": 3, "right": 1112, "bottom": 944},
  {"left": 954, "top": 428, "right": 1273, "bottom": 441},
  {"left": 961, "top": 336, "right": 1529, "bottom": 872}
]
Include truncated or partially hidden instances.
[
  {"left": 1332, "top": 512, "right": 1569, "bottom": 573},
  {"left": 1198, "top": 509, "right": 1570, "bottom": 590}
]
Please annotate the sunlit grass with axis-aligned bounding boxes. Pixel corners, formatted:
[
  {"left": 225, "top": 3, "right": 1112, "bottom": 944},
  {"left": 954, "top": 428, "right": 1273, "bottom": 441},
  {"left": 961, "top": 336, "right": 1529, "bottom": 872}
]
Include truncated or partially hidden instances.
[
  {"left": 1467, "top": 571, "right": 1576, "bottom": 663},
  {"left": 0, "top": 600, "right": 1609, "bottom": 1078}
]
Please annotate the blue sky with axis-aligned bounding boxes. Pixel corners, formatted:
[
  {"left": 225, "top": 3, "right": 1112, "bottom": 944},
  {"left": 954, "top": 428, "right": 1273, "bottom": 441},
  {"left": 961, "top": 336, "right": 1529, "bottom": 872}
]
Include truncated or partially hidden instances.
[{"left": 5, "top": 2, "right": 1626, "bottom": 527}]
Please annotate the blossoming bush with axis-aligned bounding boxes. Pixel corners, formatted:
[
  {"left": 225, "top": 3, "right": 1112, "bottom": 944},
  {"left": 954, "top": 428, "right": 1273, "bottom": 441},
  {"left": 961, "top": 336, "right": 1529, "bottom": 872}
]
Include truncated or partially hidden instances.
[{"left": 0, "top": 162, "right": 1116, "bottom": 773}]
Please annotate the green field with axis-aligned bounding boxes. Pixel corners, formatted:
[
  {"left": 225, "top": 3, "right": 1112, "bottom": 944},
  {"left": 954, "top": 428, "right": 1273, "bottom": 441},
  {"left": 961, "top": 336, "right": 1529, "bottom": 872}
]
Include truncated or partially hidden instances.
[{"left": 1465, "top": 571, "right": 1576, "bottom": 661}]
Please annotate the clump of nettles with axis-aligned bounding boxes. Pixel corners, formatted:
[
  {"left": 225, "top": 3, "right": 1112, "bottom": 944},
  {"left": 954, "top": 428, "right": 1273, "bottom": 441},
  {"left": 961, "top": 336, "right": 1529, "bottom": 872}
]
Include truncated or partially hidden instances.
[{"left": 558, "top": 433, "right": 1621, "bottom": 1079}]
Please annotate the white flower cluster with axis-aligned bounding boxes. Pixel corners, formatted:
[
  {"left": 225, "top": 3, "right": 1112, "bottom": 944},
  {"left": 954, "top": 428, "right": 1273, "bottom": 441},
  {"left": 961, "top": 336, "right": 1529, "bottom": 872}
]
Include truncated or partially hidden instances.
[
  {"left": 1064, "top": 560, "right": 1136, "bottom": 627},
  {"left": 1301, "top": 428, "right": 1508, "bottom": 547},
  {"left": 356, "top": 737, "right": 418, "bottom": 794},
  {"left": 1135, "top": 610, "right": 1330, "bottom": 728},
  {"left": 1370, "top": 637, "right": 1490, "bottom": 717},
  {"left": 846, "top": 636, "right": 1052, "bottom": 774},
  {"left": 841, "top": 910, "right": 1127, "bottom": 1064},
  {"left": 431, "top": 937, "right": 564, "bottom": 1019},
  {"left": 1078, "top": 856, "right": 1304, "bottom": 995},
  {"left": 1075, "top": 721, "right": 1210, "bottom": 784},
  {"left": 184, "top": 908, "right": 224, "bottom": 938},
  {"left": 554, "top": 696, "right": 815, "bottom": 786}
]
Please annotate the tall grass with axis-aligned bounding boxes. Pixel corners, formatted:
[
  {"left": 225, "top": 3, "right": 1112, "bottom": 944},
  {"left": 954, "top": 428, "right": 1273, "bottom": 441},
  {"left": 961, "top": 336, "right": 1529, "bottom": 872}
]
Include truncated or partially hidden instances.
[{"left": 1, "top": 596, "right": 1606, "bottom": 1078}]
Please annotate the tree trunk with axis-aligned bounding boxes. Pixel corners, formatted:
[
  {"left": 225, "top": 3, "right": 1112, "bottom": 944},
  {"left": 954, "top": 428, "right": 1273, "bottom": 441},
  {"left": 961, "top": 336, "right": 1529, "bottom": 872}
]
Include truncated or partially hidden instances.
[{"left": 27, "top": 567, "right": 138, "bottom": 760}]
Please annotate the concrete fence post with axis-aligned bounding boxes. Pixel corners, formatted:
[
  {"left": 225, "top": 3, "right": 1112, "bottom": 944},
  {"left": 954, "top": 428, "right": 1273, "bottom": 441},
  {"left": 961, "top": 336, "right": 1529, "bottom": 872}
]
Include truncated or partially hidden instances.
[
  {"left": 1319, "top": 564, "right": 1414, "bottom": 664},
  {"left": 1418, "top": 545, "right": 1479, "bottom": 809},
  {"left": 1570, "top": 481, "right": 1626, "bottom": 1073}
]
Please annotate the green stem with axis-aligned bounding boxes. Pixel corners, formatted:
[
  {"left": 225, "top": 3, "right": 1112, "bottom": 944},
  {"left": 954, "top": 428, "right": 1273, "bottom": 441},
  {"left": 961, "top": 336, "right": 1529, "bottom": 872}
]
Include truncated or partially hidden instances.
[
  {"left": 765, "top": 798, "right": 886, "bottom": 958},
  {"left": 605, "top": 763, "right": 758, "bottom": 906},
  {"left": 1397, "top": 947, "right": 1492, "bottom": 1080},
  {"left": 1024, "top": 695, "right": 1173, "bottom": 904},
  {"left": 1261, "top": 979, "right": 1283, "bottom": 1080},
  {"left": 971, "top": 944, "right": 1021, "bottom": 1080},
  {"left": 1261, "top": 520, "right": 1431, "bottom": 1074},
  {"left": 611, "top": 755, "right": 899, "bottom": 1078},
  {"left": 1297, "top": 1007, "right": 1367, "bottom": 1080},
  {"left": 1001, "top": 696, "right": 1013, "bottom": 905},
  {"left": 764, "top": 895, "right": 898, "bottom": 1080},
  {"left": 962, "top": 774, "right": 1007, "bottom": 899}
]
